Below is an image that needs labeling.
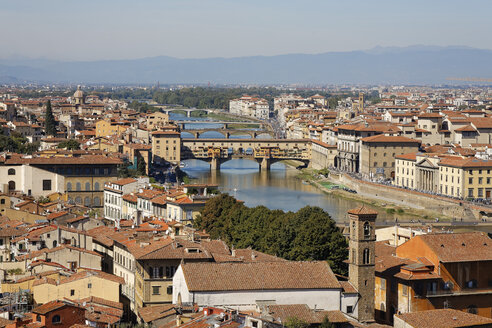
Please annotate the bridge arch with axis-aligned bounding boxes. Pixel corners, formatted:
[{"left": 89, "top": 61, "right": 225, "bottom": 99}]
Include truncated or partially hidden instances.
[{"left": 198, "top": 131, "right": 228, "bottom": 139}]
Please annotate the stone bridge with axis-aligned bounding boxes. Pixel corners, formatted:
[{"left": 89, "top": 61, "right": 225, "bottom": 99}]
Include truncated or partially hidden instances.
[
  {"left": 151, "top": 107, "right": 215, "bottom": 117},
  {"left": 181, "top": 138, "right": 311, "bottom": 171},
  {"left": 175, "top": 121, "right": 268, "bottom": 129},
  {"left": 181, "top": 129, "right": 274, "bottom": 139}
]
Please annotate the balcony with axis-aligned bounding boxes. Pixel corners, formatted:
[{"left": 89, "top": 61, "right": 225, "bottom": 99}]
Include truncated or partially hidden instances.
[{"left": 426, "top": 287, "right": 492, "bottom": 297}]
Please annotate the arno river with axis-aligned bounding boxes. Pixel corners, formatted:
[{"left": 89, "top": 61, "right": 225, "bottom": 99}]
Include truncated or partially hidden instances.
[{"left": 173, "top": 113, "right": 401, "bottom": 222}]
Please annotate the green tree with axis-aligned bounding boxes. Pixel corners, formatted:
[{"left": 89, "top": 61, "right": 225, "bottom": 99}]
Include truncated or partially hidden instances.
[
  {"left": 0, "top": 133, "right": 39, "bottom": 154},
  {"left": 136, "top": 155, "right": 147, "bottom": 176},
  {"left": 319, "top": 316, "right": 335, "bottom": 328},
  {"left": 195, "top": 195, "right": 349, "bottom": 275},
  {"left": 118, "top": 162, "right": 131, "bottom": 178},
  {"left": 57, "top": 139, "right": 80, "bottom": 150},
  {"left": 45, "top": 100, "right": 57, "bottom": 136},
  {"left": 285, "top": 317, "right": 309, "bottom": 328}
]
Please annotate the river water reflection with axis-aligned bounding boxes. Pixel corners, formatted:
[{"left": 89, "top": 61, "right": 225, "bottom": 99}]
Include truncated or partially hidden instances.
[
  {"left": 173, "top": 112, "right": 397, "bottom": 222},
  {"left": 182, "top": 159, "right": 400, "bottom": 222}
]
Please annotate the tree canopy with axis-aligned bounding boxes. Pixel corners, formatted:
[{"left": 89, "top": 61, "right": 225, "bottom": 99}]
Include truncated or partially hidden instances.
[
  {"left": 57, "top": 139, "right": 80, "bottom": 150},
  {"left": 194, "top": 194, "right": 348, "bottom": 275},
  {"left": 44, "top": 100, "right": 57, "bottom": 136},
  {"left": 0, "top": 133, "right": 39, "bottom": 154}
]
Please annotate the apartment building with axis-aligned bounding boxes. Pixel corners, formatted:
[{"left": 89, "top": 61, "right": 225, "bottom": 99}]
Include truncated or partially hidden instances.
[
  {"left": 439, "top": 157, "right": 492, "bottom": 199},
  {"left": 336, "top": 122, "right": 400, "bottom": 173},
  {"left": 229, "top": 96, "right": 270, "bottom": 120},
  {"left": 147, "top": 112, "right": 170, "bottom": 131},
  {"left": 151, "top": 130, "right": 181, "bottom": 165},
  {"left": 375, "top": 232, "right": 492, "bottom": 324},
  {"left": 104, "top": 178, "right": 139, "bottom": 223},
  {"left": 395, "top": 153, "right": 492, "bottom": 199},
  {"left": 0, "top": 154, "right": 122, "bottom": 206},
  {"left": 360, "top": 135, "right": 420, "bottom": 180}
]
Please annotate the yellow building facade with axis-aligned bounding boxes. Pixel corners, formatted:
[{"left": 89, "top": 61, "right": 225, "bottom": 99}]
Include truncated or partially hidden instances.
[
  {"left": 32, "top": 270, "right": 123, "bottom": 305},
  {"left": 151, "top": 131, "right": 181, "bottom": 165}
]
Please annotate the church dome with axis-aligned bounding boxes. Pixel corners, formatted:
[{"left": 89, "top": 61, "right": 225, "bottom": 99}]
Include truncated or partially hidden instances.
[{"left": 73, "top": 85, "right": 84, "bottom": 99}]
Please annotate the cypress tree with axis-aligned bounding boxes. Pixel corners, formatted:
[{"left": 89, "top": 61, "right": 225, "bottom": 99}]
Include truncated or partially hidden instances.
[{"left": 45, "top": 100, "right": 56, "bottom": 137}]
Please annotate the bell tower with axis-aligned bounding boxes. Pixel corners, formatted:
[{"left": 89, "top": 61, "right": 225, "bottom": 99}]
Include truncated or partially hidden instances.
[{"left": 348, "top": 206, "right": 376, "bottom": 323}]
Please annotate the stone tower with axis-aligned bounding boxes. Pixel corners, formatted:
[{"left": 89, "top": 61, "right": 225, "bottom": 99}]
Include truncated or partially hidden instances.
[{"left": 348, "top": 206, "right": 376, "bottom": 323}]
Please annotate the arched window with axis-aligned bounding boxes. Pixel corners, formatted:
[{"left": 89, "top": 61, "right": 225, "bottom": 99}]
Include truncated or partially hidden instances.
[
  {"left": 85, "top": 182, "right": 91, "bottom": 191},
  {"left": 8, "top": 181, "right": 15, "bottom": 191},
  {"left": 8, "top": 169, "right": 15, "bottom": 175},
  {"left": 52, "top": 240, "right": 57, "bottom": 248},
  {"left": 364, "top": 221, "right": 371, "bottom": 238},
  {"left": 66, "top": 182, "right": 72, "bottom": 191},
  {"left": 84, "top": 197, "right": 91, "bottom": 207},
  {"left": 75, "top": 196, "right": 82, "bottom": 204},
  {"left": 94, "top": 196, "right": 101, "bottom": 207},
  {"left": 363, "top": 248, "right": 370, "bottom": 264},
  {"left": 36, "top": 315, "right": 41, "bottom": 322},
  {"left": 352, "top": 221, "right": 356, "bottom": 237},
  {"left": 94, "top": 182, "right": 100, "bottom": 191},
  {"left": 76, "top": 182, "right": 81, "bottom": 191},
  {"left": 52, "top": 315, "right": 61, "bottom": 324}
]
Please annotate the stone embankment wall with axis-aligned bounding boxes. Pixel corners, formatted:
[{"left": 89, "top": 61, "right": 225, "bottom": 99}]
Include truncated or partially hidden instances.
[{"left": 333, "top": 173, "right": 488, "bottom": 220}]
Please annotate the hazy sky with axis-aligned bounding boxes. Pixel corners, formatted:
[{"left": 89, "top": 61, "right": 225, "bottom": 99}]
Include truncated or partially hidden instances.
[{"left": 1, "top": 0, "right": 491, "bottom": 61}]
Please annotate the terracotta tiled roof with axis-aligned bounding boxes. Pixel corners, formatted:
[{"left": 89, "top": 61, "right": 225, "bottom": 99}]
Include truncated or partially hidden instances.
[
  {"left": 137, "top": 189, "right": 165, "bottom": 200},
  {"left": 360, "top": 135, "right": 420, "bottom": 143},
  {"left": 0, "top": 317, "right": 13, "bottom": 328},
  {"left": 0, "top": 225, "right": 27, "bottom": 237},
  {"left": 16, "top": 245, "right": 102, "bottom": 261},
  {"left": 469, "top": 117, "right": 492, "bottom": 129},
  {"left": 122, "top": 194, "right": 138, "bottom": 203},
  {"left": 311, "top": 139, "right": 337, "bottom": 148},
  {"left": 112, "top": 178, "right": 137, "bottom": 186},
  {"left": 232, "top": 249, "right": 287, "bottom": 263},
  {"left": 46, "top": 211, "right": 69, "bottom": 220},
  {"left": 417, "top": 113, "right": 442, "bottom": 118},
  {"left": 347, "top": 206, "right": 378, "bottom": 216},
  {"left": 339, "top": 281, "right": 357, "bottom": 293},
  {"left": 151, "top": 194, "right": 167, "bottom": 205},
  {"left": 65, "top": 216, "right": 88, "bottom": 223},
  {"left": 32, "top": 300, "right": 71, "bottom": 315},
  {"left": 135, "top": 239, "right": 212, "bottom": 260},
  {"left": 454, "top": 124, "right": 477, "bottom": 132},
  {"left": 136, "top": 220, "right": 169, "bottom": 232},
  {"left": 37, "top": 269, "right": 125, "bottom": 286},
  {"left": 375, "top": 241, "right": 408, "bottom": 273},
  {"left": 395, "top": 309, "right": 492, "bottom": 328},
  {"left": 138, "top": 304, "right": 176, "bottom": 323},
  {"left": 86, "top": 226, "right": 118, "bottom": 247},
  {"left": 414, "top": 232, "right": 492, "bottom": 263},
  {"left": 151, "top": 131, "right": 180, "bottom": 136},
  {"left": 439, "top": 157, "right": 492, "bottom": 168},
  {"left": 395, "top": 152, "right": 418, "bottom": 161},
  {"left": 181, "top": 261, "right": 340, "bottom": 292}
]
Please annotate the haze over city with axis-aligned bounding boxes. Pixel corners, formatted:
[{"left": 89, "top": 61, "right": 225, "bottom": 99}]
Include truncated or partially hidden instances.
[
  {"left": 1, "top": 1, "right": 492, "bottom": 328},
  {"left": 1, "top": 0, "right": 492, "bottom": 61}
]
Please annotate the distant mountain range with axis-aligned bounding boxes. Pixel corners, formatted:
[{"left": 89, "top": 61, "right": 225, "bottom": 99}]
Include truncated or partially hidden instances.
[{"left": 1, "top": 45, "right": 492, "bottom": 85}]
